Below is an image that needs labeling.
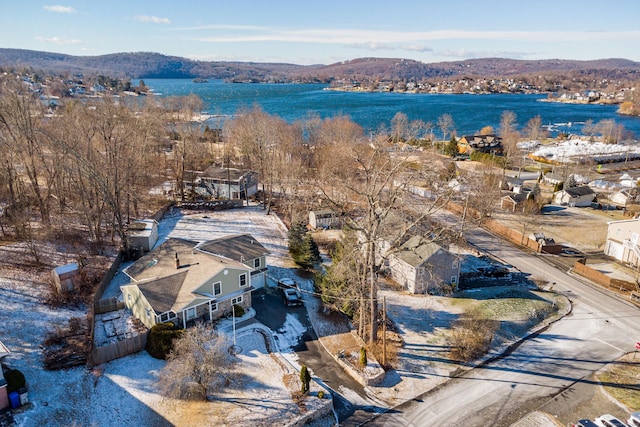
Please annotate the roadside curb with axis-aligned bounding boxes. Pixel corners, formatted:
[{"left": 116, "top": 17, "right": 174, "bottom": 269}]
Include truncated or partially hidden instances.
[{"left": 354, "top": 291, "right": 574, "bottom": 426}]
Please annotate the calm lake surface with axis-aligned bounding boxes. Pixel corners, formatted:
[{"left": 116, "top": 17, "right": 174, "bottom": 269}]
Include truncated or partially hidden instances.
[{"left": 141, "top": 79, "right": 640, "bottom": 138}]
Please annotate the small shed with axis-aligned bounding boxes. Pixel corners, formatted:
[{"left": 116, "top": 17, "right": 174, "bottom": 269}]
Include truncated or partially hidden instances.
[
  {"left": 309, "top": 210, "right": 342, "bottom": 230},
  {"left": 51, "top": 263, "right": 79, "bottom": 293},
  {"left": 128, "top": 219, "right": 159, "bottom": 252}
]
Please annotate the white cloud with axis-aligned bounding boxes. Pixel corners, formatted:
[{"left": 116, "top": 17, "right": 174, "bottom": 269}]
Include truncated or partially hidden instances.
[
  {"left": 437, "top": 48, "right": 529, "bottom": 60},
  {"left": 36, "top": 36, "right": 82, "bottom": 45},
  {"left": 181, "top": 26, "right": 640, "bottom": 45},
  {"left": 43, "top": 5, "right": 76, "bottom": 13},
  {"left": 134, "top": 15, "right": 171, "bottom": 24}
]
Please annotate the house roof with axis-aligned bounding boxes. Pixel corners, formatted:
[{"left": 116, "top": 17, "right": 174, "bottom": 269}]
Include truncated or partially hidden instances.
[
  {"left": 202, "top": 166, "right": 252, "bottom": 182},
  {"left": 124, "top": 238, "right": 251, "bottom": 313},
  {"left": 54, "top": 263, "right": 78, "bottom": 275},
  {"left": 543, "top": 173, "right": 564, "bottom": 183},
  {"left": 393, "top": 235, "right": 445, "bottom": 267},
  {"left": 198, "top": 234, "right": 270, "bottom": 262},
  {"left": 459, "top": 134, "right": 502, "bottom": 145},
  {"left": 137, "top": 271, "right": 188, "bottom": 314},
  {"left": 564, "top": 186, "right": 595, "bottom": 197},
  {"left": 501, "top": 192, "right": 529, "bottom": 203},
  {"left": 128, "top": 219, "right": 158, "bottom": 237},
  {"left": 311, "top": 209, "right": 337, "bottom": 218}
]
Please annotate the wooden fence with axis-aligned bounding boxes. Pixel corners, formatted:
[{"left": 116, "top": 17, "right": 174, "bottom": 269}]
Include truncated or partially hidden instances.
[
  {"left": 94, "top": 297, "right": 125, "bottom": 315},
  {"left": 90, "top": 333, "right": 148, "bottom": 366},
  {"left": 573, "top": 261, "right": 637, "bottom": 292}
]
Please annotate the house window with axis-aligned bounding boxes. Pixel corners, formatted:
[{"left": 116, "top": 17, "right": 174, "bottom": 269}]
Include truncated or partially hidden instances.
[
  {"left": 210, "top": 302, "right": 218, "bottom": 312},
  {"left": 127, "top": 293, "right": 132, "bottom": 302},
  {"left": 239, "top": 273, "right": 247, "bottom": 288},
  {"left": 254, "top": 258, "right": 260, "bottom": 268},
  {"left": 452, "top": 260, "right": 458, "bottom": 269},
  {"left": 213, "top": 281, "right": 222, "bottom": 296},
  {"left": 159, "top": 311, "right": 176, "bottom": 322},
  {"left": 186, "top": 307, "right": 196, "bottom": 320},
  {"left": 231, "top": 296, "right": 243, "bottom": 305},
  {"left": 451, "top": 276, "right": 457, "bottom": 283},
  {"left": 145, "top": 308, "right": 152, "bottom": 318}
]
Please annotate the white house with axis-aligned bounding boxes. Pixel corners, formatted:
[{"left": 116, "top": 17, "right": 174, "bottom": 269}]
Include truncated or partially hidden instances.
[
  {"left": 384, "top": 236, "right": 459, "bottom": 294},
  {"left": 553, "top": 186, "right": 596, "bottom": 207},
  {"left": 309, "top": 210, "right": 342, "bottom": 230},
  {"left": 604, "top": 218, "right": 640, "bottom": 266},
  {"left": 199, "top": 167, "right": 258, "bottom": 200}
]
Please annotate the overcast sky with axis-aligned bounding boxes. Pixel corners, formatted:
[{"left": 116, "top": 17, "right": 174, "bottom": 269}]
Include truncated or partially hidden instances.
[{"left": 1, "top": 0, "right": 638, "bottom": 65}]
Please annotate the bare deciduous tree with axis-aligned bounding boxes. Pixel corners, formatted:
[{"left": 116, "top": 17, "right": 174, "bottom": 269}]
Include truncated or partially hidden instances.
[
  {"left": 438, "top": 113, "right": 454, "bottom": 143},
  {"left": 157, "top": 324, "right": 238, "bottom": 401}
]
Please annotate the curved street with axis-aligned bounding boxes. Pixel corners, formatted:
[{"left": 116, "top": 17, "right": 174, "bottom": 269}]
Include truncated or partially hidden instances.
[{"left": 364, "top": 225, "right": 640, "bottom": 426}]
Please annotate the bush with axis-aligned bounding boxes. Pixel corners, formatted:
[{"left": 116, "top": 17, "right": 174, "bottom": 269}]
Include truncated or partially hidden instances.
[
  {"left": 448, "top": 309, "right": 498, "bottom": 362},
  {"left": 233, "top": 304, "right": 245, "bottom": 317},
  {"left": 4, "top": 368, "right": 26, "bottom": 393},
  {"left": 359, "top": 347, "right": 367, "bottom": 367},
  {"left": 300, "top": 365, "right": 311, "bottom": 394},
  {"left": 146, "top": 322, "right": 184, "bottom": 360},
  {"left": 317, "top": 390, "right": 325, "bottom": 399}
]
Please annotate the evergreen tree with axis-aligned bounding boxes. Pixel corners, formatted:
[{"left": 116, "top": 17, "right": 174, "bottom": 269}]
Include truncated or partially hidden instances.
[
  {"left": 443, "top": 136, "right": 459, "bottom": 157},
  {"left": 300, "top": 365, "right": 311, "bottom": 394},
  {"left": 288, "top": 221, "right": 320, "bottom": 269}
]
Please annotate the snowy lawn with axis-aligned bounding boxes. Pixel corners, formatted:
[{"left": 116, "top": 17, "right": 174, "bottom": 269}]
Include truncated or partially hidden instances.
[{"left": 2, "top": 205, "right": 336, "bottom": 427}]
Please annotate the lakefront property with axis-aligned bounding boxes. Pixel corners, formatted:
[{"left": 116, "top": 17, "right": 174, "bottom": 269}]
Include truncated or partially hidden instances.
[{"left": 1, "top": 46, "right": 640, "bottom": 427}]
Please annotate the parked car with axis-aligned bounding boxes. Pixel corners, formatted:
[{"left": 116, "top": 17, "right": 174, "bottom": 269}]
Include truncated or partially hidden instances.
[
  {"left": 278, "top": 277, "right": 303, "bottom": 307},
  {"left": 594, "top": 414, "right": 628, "bottom": 427},
  {"left": 573, "top": 420, "right": 599, "bottom": 427},
  {"left": 628, "top": 412, "right": 640, "bottom": 427}
]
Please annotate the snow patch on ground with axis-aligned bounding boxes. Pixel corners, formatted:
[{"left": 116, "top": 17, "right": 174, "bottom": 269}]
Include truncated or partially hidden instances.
[{"left": 275, "top": 313, "right": 307, "bottom": 352}]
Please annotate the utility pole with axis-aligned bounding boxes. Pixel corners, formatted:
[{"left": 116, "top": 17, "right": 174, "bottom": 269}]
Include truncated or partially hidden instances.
[{"left": 382, "top": 296, "right": 387, "bottom": 367}]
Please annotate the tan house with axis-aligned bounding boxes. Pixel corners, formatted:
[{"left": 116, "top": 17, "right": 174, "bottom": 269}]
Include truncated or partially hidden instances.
[
  {"left": 121, "top": 237, "right": 256, "bottom": 329},
  {"left": 457, "top": 134, "right": 503, "bottom": 155},
  {"left": 604, "top": 218, "right": 640, "bottom": 266},
  {"left": 501, "top": 192, "right": 530, "bottom": 212},
  {"left": 384, "top": 236, "right": 459, "bottom": 294}
]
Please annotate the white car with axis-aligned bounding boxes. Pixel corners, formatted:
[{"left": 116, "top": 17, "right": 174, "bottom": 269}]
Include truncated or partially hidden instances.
[
  {"left": 594, "top": 414, "right": 628, "bottom": 427},
  {"left": 628, "top": 412, "right": 640, "bottom": 427}
]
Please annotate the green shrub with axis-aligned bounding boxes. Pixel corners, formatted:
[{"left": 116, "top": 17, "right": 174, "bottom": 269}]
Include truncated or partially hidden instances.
[
  {"left": 233, "top": 304, "right": 245, "bottom": 317},
  {"left": 146, "top": 322, "right": 184, "bottom": 360},
  {"left": 359, "top": 347, "right": 367, "bottom": 367},
  {"left": 4, "top": 368, "right": 26, "bottom": 393},
  {"left": 317, "top": 390, "right": 325, "bottom": 399}
]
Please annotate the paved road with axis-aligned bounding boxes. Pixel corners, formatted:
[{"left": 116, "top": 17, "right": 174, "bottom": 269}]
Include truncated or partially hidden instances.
[
  {"left": 251, "top": 288, "right": 384, "bottom": 424},
  {"left": 365, "top": 225, "right": 640, "bottom": 426}
]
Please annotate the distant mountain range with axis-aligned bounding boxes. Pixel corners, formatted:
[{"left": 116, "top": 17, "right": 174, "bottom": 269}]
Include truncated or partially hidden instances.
[{"left": 1, "top": 48, "right": 639, "bottom": 83}]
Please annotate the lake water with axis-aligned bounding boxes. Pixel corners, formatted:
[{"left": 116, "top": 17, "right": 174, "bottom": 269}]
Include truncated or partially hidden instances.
[{"left": 141, "top": 79, "right": 640, "bottom": 138}]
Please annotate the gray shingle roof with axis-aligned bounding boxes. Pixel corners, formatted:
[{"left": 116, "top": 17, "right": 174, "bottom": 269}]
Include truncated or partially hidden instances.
[
  {"left": 198, "top": 234, "right": 269, "bottom": 262},
  {"left": 137, "top": 271, "right": 188, "bottom": 314},
  {"left": 394, "top": 235, "right": 444, "bottom": 267}
]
